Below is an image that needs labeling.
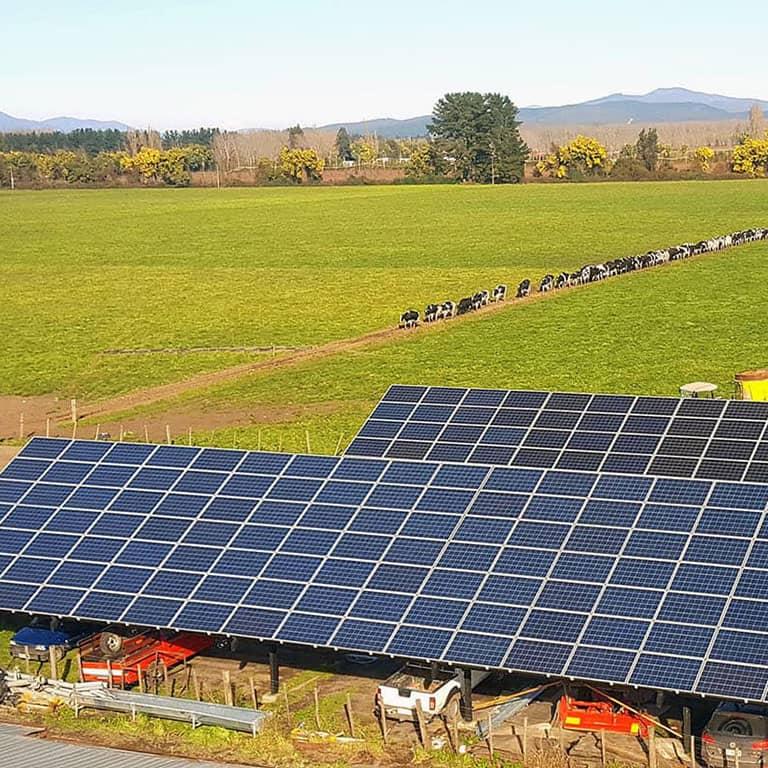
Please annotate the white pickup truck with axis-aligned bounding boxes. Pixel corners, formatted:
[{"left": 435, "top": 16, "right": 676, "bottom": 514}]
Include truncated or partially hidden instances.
[{"left": 377, "top": 663, "right": 490, "bottom": 721}]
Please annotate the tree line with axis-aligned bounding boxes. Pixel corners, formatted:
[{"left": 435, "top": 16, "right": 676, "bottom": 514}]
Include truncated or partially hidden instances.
[
  {"left": 0, "top": 127, "right": 219, "bottom": 153},
  {"left": 1, "top": 95, "right": 765, "bottom": 188},
  {"left": 533, "top": 125, "right": 767, "bottom": 180}
]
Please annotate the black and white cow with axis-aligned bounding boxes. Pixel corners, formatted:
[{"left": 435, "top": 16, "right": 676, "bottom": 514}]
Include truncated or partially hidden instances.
[
  {"left": 457, "top": 297, "right": 474, "bottom": 315},
  {"left": 407, "top": 227, "right": 766, "bottom": 334},
  {"left": 398, "top": 309, "right": 419, "bottom": 329},
  {"left": 438, "top": 300, "right": 456, "bottom": 319}
]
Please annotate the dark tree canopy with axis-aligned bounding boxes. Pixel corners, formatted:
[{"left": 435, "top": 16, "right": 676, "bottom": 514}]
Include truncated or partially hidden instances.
[
  {"left": 288, "top": 124, "right": 305, "bottom": 149},
  {"left": 0, "top": 128, "right": 125, "bottom": 154},
  {"left": 428, "top": 92, "right": 529, "bottom": 183},
  {"left": 161, "top": 127, "right": 219, "bottom": 149},
  {"left": 334, "top": 127, "right": 353, "bottom": 161},
  {"left": 636, "top": 127, "right": 660, "bottom": 172}
]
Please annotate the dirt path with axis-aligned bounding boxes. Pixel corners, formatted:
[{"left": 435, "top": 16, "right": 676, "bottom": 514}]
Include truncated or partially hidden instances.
[
  {"left": 69, "top": 400, "right": 356, "bottom": 445},
  {"left": 56, "top": 295, "right": 522, "bottom": 423}
]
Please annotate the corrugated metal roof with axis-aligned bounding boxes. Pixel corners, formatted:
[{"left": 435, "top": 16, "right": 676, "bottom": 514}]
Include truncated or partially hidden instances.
[{"left": 0, "top": 723, "right": 254, "bottom": 768}]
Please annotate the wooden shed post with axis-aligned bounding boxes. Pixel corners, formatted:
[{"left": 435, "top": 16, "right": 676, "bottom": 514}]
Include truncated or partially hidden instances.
[
  {"left": 459, "top": 668, "right": 473, "bottom": 722},
  {"left": 268, "top": 643, "right": 279, "bottom": 694}
]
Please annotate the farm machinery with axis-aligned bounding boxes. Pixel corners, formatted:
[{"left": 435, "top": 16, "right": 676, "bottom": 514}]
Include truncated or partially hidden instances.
[{"left": 79, "top": 628, "right": 215, "bottom": 687}]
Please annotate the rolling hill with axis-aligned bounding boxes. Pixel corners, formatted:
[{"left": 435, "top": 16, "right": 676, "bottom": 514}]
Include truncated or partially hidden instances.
[
  {"left": 0, "top": 110, "right": 131, "bottom": 133},
  {"left": 320, "top": 87, "right": 768, "bottom": 138}
]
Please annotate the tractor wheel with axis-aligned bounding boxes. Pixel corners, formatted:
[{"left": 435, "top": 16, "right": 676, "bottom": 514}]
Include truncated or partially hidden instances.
[{"left": 99, "top": 632, "right": 125, "bottom": 658}]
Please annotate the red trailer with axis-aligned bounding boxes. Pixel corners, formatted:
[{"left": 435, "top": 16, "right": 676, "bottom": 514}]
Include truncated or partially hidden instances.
[
  {"left": 559, "top": 694, "right": 655, "bottom": 737},
  {"left": 79, "top": 628, "right": 215, "bottom": 686}
]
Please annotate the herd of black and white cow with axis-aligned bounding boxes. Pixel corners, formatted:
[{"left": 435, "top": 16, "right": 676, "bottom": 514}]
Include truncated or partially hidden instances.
[{"left": 398, "top": 227, "right": 768, "bottom": 329}]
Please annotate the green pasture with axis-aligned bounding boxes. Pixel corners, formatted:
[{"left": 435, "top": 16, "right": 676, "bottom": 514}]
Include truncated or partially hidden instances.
[
  {"left": 113, "top": 238, "right": 768, "bottom": 455},
  {"left": 1, "top": 180, "right": 767, "bottom": 398}
]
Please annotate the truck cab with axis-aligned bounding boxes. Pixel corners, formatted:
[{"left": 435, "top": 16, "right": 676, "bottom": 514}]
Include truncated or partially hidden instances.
[{"left": 377, "top": 663, "right": 490, "bottom": 722}]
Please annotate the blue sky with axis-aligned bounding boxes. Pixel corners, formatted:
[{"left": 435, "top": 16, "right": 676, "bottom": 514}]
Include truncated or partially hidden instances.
[{"left": 3, "top": 0, "right": 767, "bottom": 129}]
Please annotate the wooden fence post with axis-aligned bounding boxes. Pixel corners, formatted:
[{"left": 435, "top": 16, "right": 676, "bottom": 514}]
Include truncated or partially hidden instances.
[
  {"left": 45, "top": 417, "right": 51, "bottom": 437},
  {"left": 690, "top": 734, "right": 696, "bottom": 768},
  {"left": 345, "top": 692, "right": 355, "bottom": 738},
  {"left": 487, "top": 712, "right": 494, "bottom": 761},
  {"left": 48, "top": 646, "right": 58, "bottom": 680},
  {"left": 144, "top": 424, "right": 149, "bottom": 443},
  {"left": 249, "top": 677, "right": 259, "bottom": 710},
  {"left": 305, "top": 430, "right": 311, "bottom": 454},
  {"left": 19, "top": 413, "right": 24, "bottom": 440},
  {"left": 192, "top": 669, "right": 201, "bottom": 701},
  {"left": 313, "top": 686, "right": 321, "bottom": 730},
  {"left": 415, "top": 699, "right": 429, "bottom": 749},
  {"left": 223, "top": 669, "right": 233, "bottom": 706},
  {"left": 76, "top": 649, "right": 84, "bottom": 683},
  {"left": 377, "top": 693, "right": 388, "bottom": 744},
  {"left": 648, "top": 726, "right": 656, "bottom": 768},
  {"left": 601, "top": 730, "right": 607, "bottom": 767},
  {"left": 165, "top": 424, "right": 172, "bottom": 445}
]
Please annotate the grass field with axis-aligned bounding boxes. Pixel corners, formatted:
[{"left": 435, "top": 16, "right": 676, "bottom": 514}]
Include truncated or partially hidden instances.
[
  {"left": 2, "top": 180, "right": 767, "bottom": 401},
  {"left": 102, "top": 234, "right": 768, "bottom": 455},
  {"left": 1, "top": 180, "right": 764, "bottom": 767}
]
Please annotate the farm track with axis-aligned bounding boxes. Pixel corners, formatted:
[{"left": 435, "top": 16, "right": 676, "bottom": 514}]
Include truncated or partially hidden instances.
[
  {"left": 59, "top": 294, "right": 516, "bottom": 422},
  {"left": 43, "top": 236, "right": 757, "bottom": 427}
]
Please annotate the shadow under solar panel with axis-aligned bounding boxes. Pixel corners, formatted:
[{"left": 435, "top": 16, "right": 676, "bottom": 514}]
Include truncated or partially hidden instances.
[{"left": 2, "top": 422, "right": 768, "bottom": 704}]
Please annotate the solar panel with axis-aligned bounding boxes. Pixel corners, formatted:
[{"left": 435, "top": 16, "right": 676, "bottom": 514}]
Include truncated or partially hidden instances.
[
  {"left": 2, "top": 435, "right": 768, "bottom": 704},
  {"left": 347, "top": 386, "right": 768, "bottom": 483}
]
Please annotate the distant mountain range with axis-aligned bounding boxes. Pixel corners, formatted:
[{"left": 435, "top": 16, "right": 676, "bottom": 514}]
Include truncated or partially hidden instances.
[
  {"left": 0, "top": 111, "right": 131, "bottom": 133},
  {"left": 321, "top": 88, "right": 768, "bottom": 138},
  {"left": 3, "top": 87, "right": 767, "bottom": 137}
]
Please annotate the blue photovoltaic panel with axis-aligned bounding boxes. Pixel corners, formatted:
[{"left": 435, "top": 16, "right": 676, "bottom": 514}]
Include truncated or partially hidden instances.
[
  {"left": 0, "top": 419, "right": 768, "bottom": 705},
  {"left": 346, "top": 386, "right": 768, "bottom": 483}
]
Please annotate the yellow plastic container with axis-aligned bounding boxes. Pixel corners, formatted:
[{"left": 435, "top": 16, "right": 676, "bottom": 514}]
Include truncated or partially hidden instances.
[{"left": 736, "top": 370, "right": 768, "bottom": 401}]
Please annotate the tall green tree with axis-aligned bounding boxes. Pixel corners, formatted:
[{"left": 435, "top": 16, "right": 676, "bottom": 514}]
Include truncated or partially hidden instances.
[
  {"left": 428, "top": 92, "right": 529, "bottom": 183},
  {"left": 334, "top": 127, "right": 353, "bottom": 161},
  {"left": 288, "top": 124, "right": 305, "bottom": 149},
  {"left": 636, "top": 128, "right": 660, "bottom": 172}
]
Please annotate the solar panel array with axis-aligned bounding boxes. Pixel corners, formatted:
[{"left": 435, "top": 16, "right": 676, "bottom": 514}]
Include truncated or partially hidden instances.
[
  {"left": 2, "top": 432, "right": 768, "bottom": 701},
  {"left": 346, "top": 386, "right": 768, "bottom": 483}
]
